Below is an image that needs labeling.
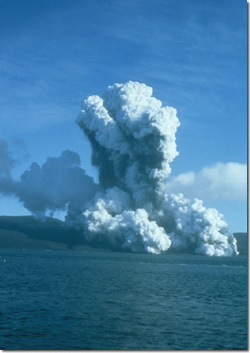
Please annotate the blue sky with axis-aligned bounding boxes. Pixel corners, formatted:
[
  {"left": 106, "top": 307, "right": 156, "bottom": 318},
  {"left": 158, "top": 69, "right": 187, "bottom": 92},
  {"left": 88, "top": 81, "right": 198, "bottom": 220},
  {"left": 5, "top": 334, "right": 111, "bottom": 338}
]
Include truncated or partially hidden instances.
[{"left": 0, "top": 0, "right": 247, "bottom": 232}]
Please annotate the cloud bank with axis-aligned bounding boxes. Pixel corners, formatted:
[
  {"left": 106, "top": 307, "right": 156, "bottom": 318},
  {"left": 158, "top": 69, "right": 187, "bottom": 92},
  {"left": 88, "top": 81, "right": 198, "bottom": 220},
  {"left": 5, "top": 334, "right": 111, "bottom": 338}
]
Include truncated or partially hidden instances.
[
  {"left": 0, "top": 82, "right": 239, "bottom": 256},
  {"left": 165, "top": 162, "right": 247, "bottom": 201}
]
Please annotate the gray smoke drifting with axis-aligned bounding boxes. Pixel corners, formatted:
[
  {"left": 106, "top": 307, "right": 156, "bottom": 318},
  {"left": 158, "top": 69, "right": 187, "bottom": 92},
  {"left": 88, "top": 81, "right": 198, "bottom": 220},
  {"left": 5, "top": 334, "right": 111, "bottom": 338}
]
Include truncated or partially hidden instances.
[
  {"left": 67, "top": 81, "right": 238, "bottom": 256},
  {"left": 0, "top": 148, "right": 99, "bottom": 218},
  {"left": 17, "top": 150, "right": 99, "bottom": 218}
]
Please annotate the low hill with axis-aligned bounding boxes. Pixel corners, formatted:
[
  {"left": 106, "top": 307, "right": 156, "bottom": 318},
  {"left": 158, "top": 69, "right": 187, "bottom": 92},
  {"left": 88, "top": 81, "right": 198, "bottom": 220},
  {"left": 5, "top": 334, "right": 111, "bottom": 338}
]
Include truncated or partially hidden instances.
[
  {"left": 0, "top": 228, "right": 68, "bottom": 250},
  {"left": 0, "top": 215, "right": 80, "bottom": 246},
  {"left": 0, "top": 216, "right": 112, "bottom": 252}
]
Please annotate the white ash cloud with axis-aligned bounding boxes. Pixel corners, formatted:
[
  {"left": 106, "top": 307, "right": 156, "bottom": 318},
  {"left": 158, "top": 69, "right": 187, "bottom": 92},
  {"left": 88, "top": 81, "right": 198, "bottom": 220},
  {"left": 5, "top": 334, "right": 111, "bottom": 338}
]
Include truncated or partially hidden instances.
[
  {"left": 76, "top": 81, "right": 180, "bottom": 205},
  {"left": 68, "top": 81, "right": 238, "bottom": 256},
  {"left": 78, "top": 187, "right": 171, "bottom": 254},
  {"left": 158, "top": 193, "right": 237, "bottom": 256}
]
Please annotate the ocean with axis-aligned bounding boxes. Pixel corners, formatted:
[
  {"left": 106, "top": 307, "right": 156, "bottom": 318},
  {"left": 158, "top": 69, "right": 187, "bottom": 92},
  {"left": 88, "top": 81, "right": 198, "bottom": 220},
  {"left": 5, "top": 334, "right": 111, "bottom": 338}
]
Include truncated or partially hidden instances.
[{"left": 0, "top": 249, "right": 247, "bottom": 350}]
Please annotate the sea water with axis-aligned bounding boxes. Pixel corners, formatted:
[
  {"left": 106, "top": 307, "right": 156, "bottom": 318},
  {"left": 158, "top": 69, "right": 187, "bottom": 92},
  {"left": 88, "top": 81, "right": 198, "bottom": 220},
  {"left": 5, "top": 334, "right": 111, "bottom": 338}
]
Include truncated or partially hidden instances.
[{"left": 0, "top": 249, "right": 247, "bottom": 350}]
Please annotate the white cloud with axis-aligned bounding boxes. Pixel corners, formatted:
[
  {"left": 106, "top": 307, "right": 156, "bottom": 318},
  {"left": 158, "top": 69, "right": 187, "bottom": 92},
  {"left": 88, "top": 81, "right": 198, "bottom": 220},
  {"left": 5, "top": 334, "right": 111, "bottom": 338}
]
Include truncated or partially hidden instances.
[{"left": 166, "top": 162, "right": 247, "bottom": 201}]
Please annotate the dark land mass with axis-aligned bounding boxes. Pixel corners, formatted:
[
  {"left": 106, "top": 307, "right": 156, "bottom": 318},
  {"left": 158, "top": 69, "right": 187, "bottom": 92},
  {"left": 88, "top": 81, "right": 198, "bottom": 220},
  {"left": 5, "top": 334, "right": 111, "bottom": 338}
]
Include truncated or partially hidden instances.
[
  {"left": 0, "top": 216, "right": 247, "bottom": 255},
  {"left": 0, "top": 216, "right": 113, "bottom": 252}
]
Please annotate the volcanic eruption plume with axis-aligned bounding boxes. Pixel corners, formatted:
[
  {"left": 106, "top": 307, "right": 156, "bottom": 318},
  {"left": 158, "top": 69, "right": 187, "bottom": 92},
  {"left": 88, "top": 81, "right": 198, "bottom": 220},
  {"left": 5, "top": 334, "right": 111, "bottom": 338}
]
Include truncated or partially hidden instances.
[
  {"left": 65, "top": 81, "right": 238, "bottom": 256},
  {"left": 0, "top": 82, "right": 238, "bottom": 255}
]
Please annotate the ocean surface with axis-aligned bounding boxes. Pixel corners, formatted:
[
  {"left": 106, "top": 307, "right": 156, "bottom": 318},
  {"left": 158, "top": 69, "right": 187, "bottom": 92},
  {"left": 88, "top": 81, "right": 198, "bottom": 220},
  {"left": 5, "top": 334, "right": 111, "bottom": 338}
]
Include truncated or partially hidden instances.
[{"left": 0, "top": 249, "right": 247, "bottom": 350}]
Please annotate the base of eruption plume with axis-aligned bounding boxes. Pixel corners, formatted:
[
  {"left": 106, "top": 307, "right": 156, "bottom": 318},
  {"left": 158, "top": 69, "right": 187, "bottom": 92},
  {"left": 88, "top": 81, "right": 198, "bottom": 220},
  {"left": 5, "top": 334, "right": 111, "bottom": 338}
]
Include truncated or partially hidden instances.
[{"left": 65, "top": 81, "right": 238, "bottom": 257}]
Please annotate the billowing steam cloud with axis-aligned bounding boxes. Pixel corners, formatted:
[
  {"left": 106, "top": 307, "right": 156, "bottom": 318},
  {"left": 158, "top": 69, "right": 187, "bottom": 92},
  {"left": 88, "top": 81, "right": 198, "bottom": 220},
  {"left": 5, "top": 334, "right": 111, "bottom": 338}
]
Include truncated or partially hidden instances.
[
  {"left": 65, "top": 81, "right": 238, "bottom": 256},
  {"left": 0, "top": 82, "right": 238, "bottom": 256}
]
